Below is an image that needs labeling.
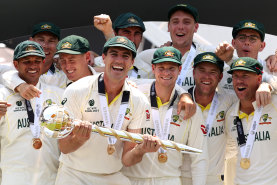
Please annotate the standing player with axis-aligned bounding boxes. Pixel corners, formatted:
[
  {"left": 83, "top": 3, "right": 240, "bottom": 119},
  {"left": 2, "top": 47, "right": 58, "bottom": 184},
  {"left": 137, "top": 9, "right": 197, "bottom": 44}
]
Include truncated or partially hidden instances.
[
  {"left": 94, "top": 12, "right": 153, "bottom": 78},
  {"left": 30, "top": 22, "right": 60, "bottom": 75},
  {"left": 226, "top": 57, "right": 277, "bottom": 185},
  {"left": 121, "top": 47, "right": 208, "bottom": 185},
  {"left": 55, "top": 36, "right": 157, "bottom": 185},
  {"left": 0, "top": 40, "right": 63, "bottom": 185}
]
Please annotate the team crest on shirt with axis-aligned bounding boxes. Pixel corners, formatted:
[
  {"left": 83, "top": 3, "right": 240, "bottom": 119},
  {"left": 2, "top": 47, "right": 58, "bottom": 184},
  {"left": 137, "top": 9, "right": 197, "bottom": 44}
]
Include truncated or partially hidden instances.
[
  {"left": 164, "top": 50, "right": 174, "bottom": 57},
  {"left": 85, "top": 99, "right": 99, "bottom": 113},
  {"left": 128, "top": 17, "right": 138, "bottom": 23},
  {"left": 259, "top": 114, "right": 272, "bottom": 125},
  {"left": 216, "top": 111, "right": 225, "bottom": 122},
  {"left": 61, "top": 42, "right": 72, "bottom": 49},
  {"left": 124, "top": 108, "right": 132, "bottom": 120},
  {"left": 235, "top": 60, "right": 246, "bottom": 66},
  {"left": 41, "top": 24, "right": 51, "bottom": 29},
  {"left": 14, "top": 101, "right": 26, "bottom": 112},
  {"left": 244, "top": 22, "right": 256, "bottom": 28},
  {"left": 170, "top": 115, "right": 180, "bottom": 126},
  {"left": 88, "top": 99, "right": 95, "bottom": 106},
  {"left": 146, "top": 109, "right": 150, "bottom": 121}
]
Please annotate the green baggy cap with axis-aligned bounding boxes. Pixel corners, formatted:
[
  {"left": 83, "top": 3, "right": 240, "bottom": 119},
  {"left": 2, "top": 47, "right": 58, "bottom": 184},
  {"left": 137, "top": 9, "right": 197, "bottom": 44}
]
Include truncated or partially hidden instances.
[
  {"left": 194, "top": 52, "right": 224, "bottom": 72},
  {"left": 56, "top": 35, "right": 90, "bottom": 55},
  {"left": 228, "top": 57, "right": 263, "bottom": 75},
  {"left": 32, "top": 22, "right": 60, "bottom": 40},
  {"left": 112, "top": 12, "right": 145, "bottom": 32},
  {"left": 232, "top": 20, "right": 265, "bottom": 41},
  {"left": 103, "top": 36, "right": 137, "bottom": 58},
  {"left": 152, "top": 46, "right": 182, "bottom": 65},
  {"left": 14, "top": 40, "right": 45, "bottom": 60}
]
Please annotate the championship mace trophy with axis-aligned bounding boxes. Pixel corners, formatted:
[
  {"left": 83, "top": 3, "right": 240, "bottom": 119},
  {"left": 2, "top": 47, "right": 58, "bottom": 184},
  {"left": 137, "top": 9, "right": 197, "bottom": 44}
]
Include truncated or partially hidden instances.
[{"left": 40, "top": 104, "right": 202, "bottom": 155}]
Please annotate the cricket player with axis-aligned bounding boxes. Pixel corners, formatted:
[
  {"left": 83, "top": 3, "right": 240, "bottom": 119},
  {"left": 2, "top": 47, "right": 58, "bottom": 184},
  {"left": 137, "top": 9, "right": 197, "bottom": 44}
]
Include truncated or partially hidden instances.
[
  {"left": 122, "top": 46, "right": 208, "bottom": 185},
  {"left": 55, "top": 36, "right": 157, "bottom": 185},
  {"left": 0, "top": 40, "right": 63, "bottom": 185},
  {"left": 226, "top": 57, "right": 277, "bottom": 185}
]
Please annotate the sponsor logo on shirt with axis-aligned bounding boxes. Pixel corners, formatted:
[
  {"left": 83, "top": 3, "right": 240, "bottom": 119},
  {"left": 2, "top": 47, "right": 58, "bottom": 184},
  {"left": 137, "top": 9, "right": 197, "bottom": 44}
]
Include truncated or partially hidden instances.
[
  {"left": 146, "top": 109, "right": 150, "bottom": 121},
  {"left": 61, "top": 98, "right": 67, "bottom": 105},
  {"left": 201, "top": 124, "right": 224, "bottom": 137}
]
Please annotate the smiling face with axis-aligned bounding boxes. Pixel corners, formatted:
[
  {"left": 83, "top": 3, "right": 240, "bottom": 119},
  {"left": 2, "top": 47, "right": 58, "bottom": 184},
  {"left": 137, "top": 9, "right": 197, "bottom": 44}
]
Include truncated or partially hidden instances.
[
  {"left": 232, "top": 29, "right": 265, "bottom": 59},
  {"left": 116, "top": 26, "right": 143, "bottom": 49},
  {"left": 193, "top": 62, "right": 223, "bottom": 96},
  {"left": 102, "top": 47, "right": 134, "bottom": 82},
  {"left": 152, "top": 62, "right": 181, "bottom": 88},
  {"left": 168, "top": 10, "right": 198, "bottom": 50},
  {"left": 31, "top": 32, "right": 59, "bottom": 65},
  {"left": 14, "top": 55, "right": 44, "bottom": 85},
  {"left": 59, "top": 52, "right": 90, "bottom": 81},
  {"left": 232, "top": 70, "right": 262, "bottom": 102}
]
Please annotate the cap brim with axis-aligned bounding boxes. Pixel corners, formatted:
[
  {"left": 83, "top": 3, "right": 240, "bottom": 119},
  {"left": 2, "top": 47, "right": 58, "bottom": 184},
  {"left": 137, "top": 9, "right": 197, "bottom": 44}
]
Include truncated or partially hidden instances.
[
  {"left": 106, "top": 44, "right": 136, "bottom": 57},
  {"left": 234, "top": 27, "right": 264, "bottom": 40},
  {"left": 227, "top": 67, "right": 257, "bottom": 74},
  {"left": 16, "top": 53, "right": 45, "bottom": 60},
  {"left": 55, "top": 50, "right": 83, "bottom": 55},
  {"left": 168, "top": 6, "right": 197, "bottom": 22},
  {"left": 32, "top": 30, "right": 59, "bottom": 39},
  {"left": 116, "top": 24, "right": 145, "bottom": 32},
  {"left": 152, "top": 58, "right": 182, "bottom": 65}
]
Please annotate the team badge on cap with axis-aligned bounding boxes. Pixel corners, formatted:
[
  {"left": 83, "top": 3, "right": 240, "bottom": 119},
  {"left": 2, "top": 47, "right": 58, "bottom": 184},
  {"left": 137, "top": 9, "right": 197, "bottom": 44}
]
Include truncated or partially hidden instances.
[
  {"left": 41, "top": 24, "right": 52, "bottom": 30},
  {"left": 61, "top": 42, "right": 72, "bottom": 49},
  {"left": 235, "top": 59, "right": 246, "bottom": 66},
  {"left": 128, "top": 17, "right": 138, "bottom": 23},
  {"left": 244, "top": 22, "right": 256, "bottom": 28},
  {"left": 116, "top": 37, "right": 128, "bottom": 44},
  {"left": 164, "top": 50, "right": 175, "bottom": 57},
  {"left": 25, "top": 45, "right": 37, "bottom": 51},
  {"left": 202, "top": 54, "right": 214, "bottom": 60}
]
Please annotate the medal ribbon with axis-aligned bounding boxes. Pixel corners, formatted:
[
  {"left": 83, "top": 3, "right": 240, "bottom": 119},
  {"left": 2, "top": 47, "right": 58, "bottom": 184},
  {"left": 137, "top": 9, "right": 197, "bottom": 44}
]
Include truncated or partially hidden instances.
[
  {"left": 176, "top": 44, "right": 196, "bottom": 86},
  {"left": 150, "top": 82, "right": 178, "bottom": 153},
  {"left": 240, "top": 107, "right": 263, "bottom": 159},
  {"left": 205, "top": 93, "right": 219, "bottom": 135},
  {"left": 98, "top": 74, "right": 130, "bottom": 145},
  {"left": 129, "top": 66, "right": 139, "bottom": 78},
  {"left": 25, "top": 85, "right": 43, "bottom": 139}
]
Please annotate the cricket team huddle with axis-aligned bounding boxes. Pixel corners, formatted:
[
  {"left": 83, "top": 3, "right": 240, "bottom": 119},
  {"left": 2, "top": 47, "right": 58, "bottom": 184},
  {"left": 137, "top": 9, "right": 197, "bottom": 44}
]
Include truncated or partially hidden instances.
[{"left": 0, "top": 3, "right": 277, "bottom": 185}]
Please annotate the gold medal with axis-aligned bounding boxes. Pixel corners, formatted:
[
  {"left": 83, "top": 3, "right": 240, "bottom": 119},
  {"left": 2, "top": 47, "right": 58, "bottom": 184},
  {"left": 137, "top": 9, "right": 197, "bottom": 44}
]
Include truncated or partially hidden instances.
[
  {"left": 32, "top": 138, "right": 42, "bottom": 149},
  {"left": 107, "top": 144, "right": 116, "bottom": 155},
  {"left": 240, "top": 158, "right": 250, "bottom": 169},
  {"left": 158, "top": 153, "right": 168, "bottom": 163}
]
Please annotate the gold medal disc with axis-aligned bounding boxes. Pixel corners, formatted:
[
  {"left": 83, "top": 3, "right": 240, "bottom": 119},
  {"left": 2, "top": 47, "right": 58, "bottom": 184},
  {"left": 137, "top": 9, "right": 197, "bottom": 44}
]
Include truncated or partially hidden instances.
[
  {"left": 158, "top": 153, "right": 168, "bottom": 163},
  {"left": 32, "top": 138, "right": 42, "bottom": 149},
  {"left": 240, "top": 158, "right": 250, "bottom": 169},
  {"left": 107, "top": 144, "right": 116, "bottom": 155}
]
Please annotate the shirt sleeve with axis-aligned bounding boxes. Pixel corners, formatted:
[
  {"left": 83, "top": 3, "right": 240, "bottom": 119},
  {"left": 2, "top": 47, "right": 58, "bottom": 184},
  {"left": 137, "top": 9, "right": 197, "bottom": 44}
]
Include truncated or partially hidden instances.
[{"left": 1, "top": 68, "right": 25, "bottom": 91}]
